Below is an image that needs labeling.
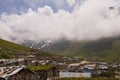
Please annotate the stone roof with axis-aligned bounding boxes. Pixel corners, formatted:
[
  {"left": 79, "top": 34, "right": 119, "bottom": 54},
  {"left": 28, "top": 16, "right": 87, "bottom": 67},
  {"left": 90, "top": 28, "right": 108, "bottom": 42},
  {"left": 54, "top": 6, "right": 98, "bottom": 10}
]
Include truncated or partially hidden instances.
[{"left": 0, "top": 66, "right": 26, "bottom": 79}]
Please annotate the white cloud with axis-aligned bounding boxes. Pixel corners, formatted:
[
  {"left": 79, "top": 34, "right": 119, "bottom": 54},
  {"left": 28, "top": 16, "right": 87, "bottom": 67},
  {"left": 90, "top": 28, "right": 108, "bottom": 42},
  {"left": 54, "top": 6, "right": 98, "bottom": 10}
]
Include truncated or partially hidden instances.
[
  {"left": 0, "top": 0, "right": 120, "bottom": 43},
  {"left": 24, "top": 0, "right": 42, "bottom": 8},
  {"left": 52, "top": 0, "right": 66, "bottom": 8},
  {"left": 67, "top": 0, "right": 76, "bottom": 6}
]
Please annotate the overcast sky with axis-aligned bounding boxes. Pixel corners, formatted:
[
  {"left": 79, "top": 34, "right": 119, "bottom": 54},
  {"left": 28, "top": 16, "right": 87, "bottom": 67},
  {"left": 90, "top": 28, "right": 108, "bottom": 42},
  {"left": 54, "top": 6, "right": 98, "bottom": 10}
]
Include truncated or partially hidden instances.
[{"left": 0, "top": 0, "right": 120, "bottom": 43}]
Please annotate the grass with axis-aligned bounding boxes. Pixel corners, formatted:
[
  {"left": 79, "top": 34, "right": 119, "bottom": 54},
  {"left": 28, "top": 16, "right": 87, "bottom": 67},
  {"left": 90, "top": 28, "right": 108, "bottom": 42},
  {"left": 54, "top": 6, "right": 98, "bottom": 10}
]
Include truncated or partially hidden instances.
[
  {"left": 0, "top": 39, "right": 31, "bottom": 58},
  {"left": 28, "top": 65, "right": 53, "bottom": 71},
  {"left": 60, "top": 37, "right": 120, "bottom": 63},
  {"left": 0, "top": 39, "right": 53, "bottom": 59}
]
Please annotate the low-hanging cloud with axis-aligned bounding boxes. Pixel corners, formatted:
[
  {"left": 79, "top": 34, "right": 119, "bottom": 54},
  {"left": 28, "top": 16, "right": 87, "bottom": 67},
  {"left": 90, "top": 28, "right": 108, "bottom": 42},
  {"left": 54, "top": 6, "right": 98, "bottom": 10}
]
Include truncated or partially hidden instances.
[
  {"left": 67, "top": 0, "right": 76, "bottom": 6},
  {"left": 0, "top": 0, "right": 120, "bottom": 43}
]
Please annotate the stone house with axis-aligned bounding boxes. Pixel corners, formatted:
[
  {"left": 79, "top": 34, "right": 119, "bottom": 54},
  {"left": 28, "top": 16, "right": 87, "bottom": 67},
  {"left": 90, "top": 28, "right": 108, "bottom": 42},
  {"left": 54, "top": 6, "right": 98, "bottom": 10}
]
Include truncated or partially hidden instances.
[
  {"left": 35, "top": 66, "right": 59, "bottom": 80},
  {"left": 0, "top": 66, "right": 40, "bottom": 80},
  {"left": 8, "top": 68, "right": 40, "bottom": 80}
]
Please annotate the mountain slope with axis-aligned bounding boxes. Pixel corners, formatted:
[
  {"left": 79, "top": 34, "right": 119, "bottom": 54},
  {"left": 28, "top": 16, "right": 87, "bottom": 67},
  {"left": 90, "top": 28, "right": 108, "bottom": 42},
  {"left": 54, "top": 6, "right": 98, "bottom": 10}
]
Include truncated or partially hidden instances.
[
  {"left": 22, "top": 36, "right": 120, "bottom": 62},
  {"left": 0, "top": 39, "right": 32, "bottom": 58},
  {"left": 62, "top": 37, "right": 120, "bottom": 62},
  {"left": 0, "top": 39, "right": 53, "bottom": 59}
]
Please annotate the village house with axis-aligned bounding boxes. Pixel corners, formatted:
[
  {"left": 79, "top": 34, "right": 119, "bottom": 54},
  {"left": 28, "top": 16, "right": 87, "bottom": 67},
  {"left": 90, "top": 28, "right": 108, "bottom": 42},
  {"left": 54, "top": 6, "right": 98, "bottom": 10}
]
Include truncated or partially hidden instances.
[
  {"left": 31, "top": 59, "right": 50, "bottom": 66},
  {"left": 0, "top": 59, "right": 25, "bottom": 67},
  {"left": 28, "top": 65, "right": 59, "bottom": 80},
  {"left": 56, "top": 62, "right": 67, "bottom": 71},
  {"left": 0, "top": 66, "right": 40, "bottom": 80},
  {"left": 68, "top": 63, "right": 81, "bottom": 72},
  {"left": 67, "top": 60, "right": 91, "bottom": 72},
  {"left": 62, "top": 60, "right": 119, "bottom": 78},
  {"left": 59, "top": 61, "right": 93, "bottom": 78},
  {"left": 59, "top": 72, "right": 91, "bottom": 78}
]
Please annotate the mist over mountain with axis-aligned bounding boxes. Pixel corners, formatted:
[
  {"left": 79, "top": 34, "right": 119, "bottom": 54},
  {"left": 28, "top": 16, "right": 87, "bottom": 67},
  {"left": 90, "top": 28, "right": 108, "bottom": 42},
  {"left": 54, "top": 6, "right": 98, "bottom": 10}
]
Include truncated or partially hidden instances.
[
  {"left": 1, "top": 0, "right": 120, "bottom": 43},
  {"left": 1, "top": 0, "right": 120, "bottom": 62},
  {"left": 22, "top": 38, "right": 72, "bottom": 53},
  {"left": 22, "top": 36, "right": 120, "bottom": 62}
]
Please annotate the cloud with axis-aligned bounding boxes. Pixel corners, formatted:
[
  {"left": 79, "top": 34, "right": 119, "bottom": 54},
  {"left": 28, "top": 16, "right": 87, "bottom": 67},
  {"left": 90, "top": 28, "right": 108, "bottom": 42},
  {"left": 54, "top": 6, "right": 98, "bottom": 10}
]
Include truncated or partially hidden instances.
[
  {"left": 67, "top": 0, "right": 76, "bottom": 6},
  {"left": 24, "top": 0, "right": 42, "bottom": 8},
  {"left": 0, "top": 0, "right": 120, "bottom": 43},
  {"left": 52, "top": 0, "right": 65, "bottom": 8}
]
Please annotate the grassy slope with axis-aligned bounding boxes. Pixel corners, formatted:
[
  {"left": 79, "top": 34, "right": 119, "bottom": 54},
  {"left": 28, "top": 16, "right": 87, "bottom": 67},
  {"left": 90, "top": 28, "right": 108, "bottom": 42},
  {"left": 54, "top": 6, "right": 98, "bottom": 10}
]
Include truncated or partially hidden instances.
[
  {"left": 0, "top": 39, "right": 54, "bottom": 59},
  {"left": 0, "top": 39, "right": 32, "bottom": 58},
  {"left": 28, "top": 65, "right": 53, "bottom": 71},
  {"left": 62, "top": 37, "right": 120, "bottom": 62}
]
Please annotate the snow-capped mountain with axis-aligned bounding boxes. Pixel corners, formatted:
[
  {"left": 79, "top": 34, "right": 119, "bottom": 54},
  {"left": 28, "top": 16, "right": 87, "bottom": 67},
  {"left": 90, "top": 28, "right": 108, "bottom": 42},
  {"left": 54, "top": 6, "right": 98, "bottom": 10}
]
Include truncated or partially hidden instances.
[
  {"left": 21, "top": 36, "right": 120, "bottom": 62},
  {"left": 22, "top": 38, "right": 73, "bottom": 53},
  {"left": 22, "top": 39, "right": 54, "bottom": 49}
]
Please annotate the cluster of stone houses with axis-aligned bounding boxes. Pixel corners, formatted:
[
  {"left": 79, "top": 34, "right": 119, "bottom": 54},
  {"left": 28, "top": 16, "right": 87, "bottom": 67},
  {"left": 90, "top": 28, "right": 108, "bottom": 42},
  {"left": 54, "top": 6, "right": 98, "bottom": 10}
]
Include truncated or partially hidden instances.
[
  {"left": 0, "top": 65, "right": 59, "bottom": 80},
  {"left": 59, "top": 61, "right": 120, "bottom": 79},
  {"left": 0, "top": 66, "right": 39, "bottom": 80},
  {"left": 0, "top": 56, "right": 80, "bottom": 80},
  {"left": 0, "top": 56, "right": 60, "bottom": 80},
  {"left": 0, "top": 56, "right": 120, "bottom": 80},
  {"left": 0, "top": 59, "right": 25, "bottom": 66}
]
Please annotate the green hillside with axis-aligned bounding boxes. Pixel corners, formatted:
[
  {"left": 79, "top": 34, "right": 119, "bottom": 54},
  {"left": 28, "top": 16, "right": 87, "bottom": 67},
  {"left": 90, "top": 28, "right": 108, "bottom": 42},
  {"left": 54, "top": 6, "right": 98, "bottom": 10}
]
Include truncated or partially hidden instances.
[
  {"left": 0, "top": 39, "right": 53, "bottom": 59},
  {"left": 0, "top": 39, "right": 32, "bottom": 58},
  {"left": 22, "top": 36, "right": 120, "bottom": 62},
  {"left": 62, "top": 37, "right": 120, "bottom": 62},
  {"left": 40, "top": 37, "right": 120, "bottom": 62}
]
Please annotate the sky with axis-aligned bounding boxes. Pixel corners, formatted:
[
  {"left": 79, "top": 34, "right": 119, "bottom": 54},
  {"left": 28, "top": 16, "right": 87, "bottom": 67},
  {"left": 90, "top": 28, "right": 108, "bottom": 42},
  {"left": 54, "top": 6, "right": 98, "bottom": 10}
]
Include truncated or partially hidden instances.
[
  {"left": 0, "top": 0, "right": 120, "bottom": 43},
  {"left": 0, "top": 0, "right": 81, "bottom": 14}
]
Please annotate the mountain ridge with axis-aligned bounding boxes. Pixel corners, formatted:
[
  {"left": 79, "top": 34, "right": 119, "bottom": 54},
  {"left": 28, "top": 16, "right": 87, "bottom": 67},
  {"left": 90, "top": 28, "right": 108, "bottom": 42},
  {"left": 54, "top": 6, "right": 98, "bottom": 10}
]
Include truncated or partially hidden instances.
[
  {"left": 22, "top": 36, "right": 120, "bottom": 62},
  {"left": 0, "top": 38, "right": 53, "bottom": 58}
]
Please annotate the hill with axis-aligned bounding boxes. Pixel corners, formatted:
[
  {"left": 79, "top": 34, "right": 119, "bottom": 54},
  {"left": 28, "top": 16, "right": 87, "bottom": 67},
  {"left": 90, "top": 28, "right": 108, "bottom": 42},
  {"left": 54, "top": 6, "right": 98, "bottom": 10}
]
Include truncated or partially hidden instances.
[
  {"left": 22, "top": 36, "right": 120, "bottom": 63},
  {"left": 0, "top": 39, "right": 32, "bottom": 58},
  {"left": 61, "top": 37, "right": 120, "bottom": 62},
  {"left": 0, "top": 39, "right": 53, "bottom": 59}
]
